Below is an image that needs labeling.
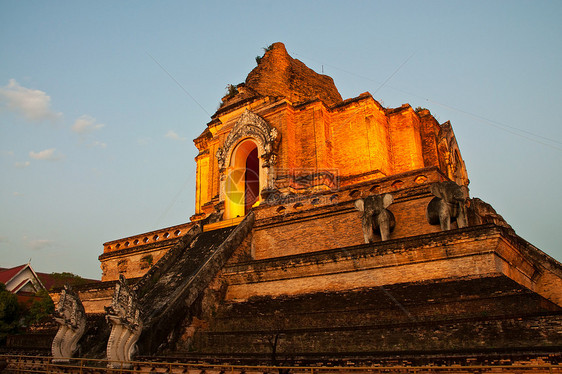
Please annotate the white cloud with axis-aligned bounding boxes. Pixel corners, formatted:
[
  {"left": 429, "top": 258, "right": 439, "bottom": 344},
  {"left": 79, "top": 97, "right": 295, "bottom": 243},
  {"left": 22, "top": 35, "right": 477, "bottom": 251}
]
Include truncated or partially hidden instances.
[
  {"left": 14, "top": 161, "right": 30, "bottom": 168},
  {"left": 25, "top": 238, "right": 54, "bottom": 251},
  {"left": 29, "top": 148, "right": 64, "bottom": 161},
  {"left": 90, "top": 141, "right": 107, "bottom": 148},
  {"left": 2, "top": 150, "right": 14, "bottom": 157},
  {"left": 165, "top": 130, "right": 186, "bottom": 141},
  {"left": 72, "top": 114, "right": 105, "bottom": 134},
  {"left": 0, "top": 79, "right": 62, "bottom": 122},
  {"left": 13, "top": 192, "right": 24, "bottom": 197},
  {"left": 137, "top": 137, "right": 151, "bottom": 146}
]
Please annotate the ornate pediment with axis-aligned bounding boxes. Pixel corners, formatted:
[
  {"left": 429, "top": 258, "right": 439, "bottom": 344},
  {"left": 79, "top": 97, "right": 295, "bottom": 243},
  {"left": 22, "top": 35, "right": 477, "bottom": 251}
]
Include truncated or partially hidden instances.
[{"left": 216, "top": 109, "right": 279, "bottom": 171}]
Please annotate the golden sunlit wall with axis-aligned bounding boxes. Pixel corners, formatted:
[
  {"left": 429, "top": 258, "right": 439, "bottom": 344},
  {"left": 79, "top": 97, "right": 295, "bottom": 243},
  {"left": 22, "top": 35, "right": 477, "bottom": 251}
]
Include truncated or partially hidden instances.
[
  {"left": 388, "top": 108, "right": 425, "bottom": 173},
  {"left": 192, "top": 94, "right": 457, "bottom": 221},
  {"left": 195, "top": 156, "right": 209, "bottom": 214},
  {"left": 331, "top": 99, "right": 392, "bottom": 180}
]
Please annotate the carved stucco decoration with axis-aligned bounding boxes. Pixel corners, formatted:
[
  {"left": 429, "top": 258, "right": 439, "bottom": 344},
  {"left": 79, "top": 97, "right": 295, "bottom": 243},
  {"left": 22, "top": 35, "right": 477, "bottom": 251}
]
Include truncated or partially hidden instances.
[
  {"left": 105, "top": 275, "right": 143, "bottom": 369},
  {"left": 216, "top": 109, "right": 279, "bottom": 172},
  {"left": 438, "top": 121, "right": 468, "bottom": 186},
  {"left": 51, "top": 286, "right": 87, "bottom": 362}
]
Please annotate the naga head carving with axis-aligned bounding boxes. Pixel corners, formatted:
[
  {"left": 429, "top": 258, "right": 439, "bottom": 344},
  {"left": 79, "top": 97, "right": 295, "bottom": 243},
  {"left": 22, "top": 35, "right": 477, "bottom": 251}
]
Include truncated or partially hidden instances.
[
  {"left": 53, "top": 285, "right": 85, "bottom": 328},
  {"left": 106, "top": 274, "right": 141, "bottom": 327}
]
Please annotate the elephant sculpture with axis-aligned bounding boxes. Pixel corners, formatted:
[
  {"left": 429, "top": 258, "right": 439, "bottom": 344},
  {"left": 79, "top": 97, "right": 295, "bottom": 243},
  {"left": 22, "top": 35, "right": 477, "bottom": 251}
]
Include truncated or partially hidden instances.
[
  {"left": 426, "top": 181, "right": 469, "bottom": 231},
  {"left": 355, "top": 193, "right": 395, "bottom": 242}
]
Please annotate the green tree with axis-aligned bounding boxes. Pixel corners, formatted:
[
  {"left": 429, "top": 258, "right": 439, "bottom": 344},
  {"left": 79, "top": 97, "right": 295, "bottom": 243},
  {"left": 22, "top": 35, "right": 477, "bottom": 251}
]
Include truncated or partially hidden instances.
[
  {"left": 25, "top": 289, "right": 54, "bottom": 326},
  {"left": 48, "top": 272, "right": 89, "bottom": 290},
  {"left": 0, "top": 283, "right": 21, "bottom": 344},
  {"left": 225, "top": 84, "right": 238, "bottom": 98}
]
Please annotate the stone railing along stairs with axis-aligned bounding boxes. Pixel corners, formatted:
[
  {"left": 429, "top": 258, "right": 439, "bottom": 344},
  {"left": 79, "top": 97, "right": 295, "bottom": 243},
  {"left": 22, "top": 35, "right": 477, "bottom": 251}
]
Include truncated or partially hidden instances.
[{"left": 77, "top": 212, "right": 254, "bottom": 363}]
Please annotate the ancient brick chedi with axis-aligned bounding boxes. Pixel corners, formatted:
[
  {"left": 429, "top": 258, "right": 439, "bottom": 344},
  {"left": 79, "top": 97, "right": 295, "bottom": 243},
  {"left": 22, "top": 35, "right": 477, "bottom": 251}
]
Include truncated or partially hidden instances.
[{"left": 52, "top": 42, "right": 561, "bottom": 364}]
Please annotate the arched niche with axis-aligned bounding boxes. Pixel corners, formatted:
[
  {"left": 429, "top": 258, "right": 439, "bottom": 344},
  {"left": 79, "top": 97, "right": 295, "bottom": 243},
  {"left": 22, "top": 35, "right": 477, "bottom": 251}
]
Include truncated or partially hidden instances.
[
  {"left": 216, "top": 110, "right": 279, "bottom": 219},
  {"left": 224, "top": 139, "right": 261, "bottom": 219}
]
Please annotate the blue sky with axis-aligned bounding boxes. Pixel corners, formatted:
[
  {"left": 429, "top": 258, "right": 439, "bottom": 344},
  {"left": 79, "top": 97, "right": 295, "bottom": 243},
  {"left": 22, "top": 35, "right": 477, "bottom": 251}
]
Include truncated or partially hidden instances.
[{"left": 1, "top": 1, "right": 561, "bottom": 279}]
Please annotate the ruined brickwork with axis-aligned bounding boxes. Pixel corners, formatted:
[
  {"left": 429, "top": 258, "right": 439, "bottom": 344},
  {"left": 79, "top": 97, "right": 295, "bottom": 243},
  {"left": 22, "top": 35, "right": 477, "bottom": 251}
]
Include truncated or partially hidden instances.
[
  {"left": 178, "top": 43, "right": 560, "bottom": 360},
  {"left": 192, "top": 43, "right": 467, "bottom": 221},
  {"left": 36, "top": 43, "right": 561, "bottom": 366},
  {"left": 180, "top": 220, "right": 562, "bottom": 361},
  {"left": 193, "top": 98, "right": 467, "bottom": 218},
  {"left": 50, "top": 280, "right": 117, "bottom": 314}
]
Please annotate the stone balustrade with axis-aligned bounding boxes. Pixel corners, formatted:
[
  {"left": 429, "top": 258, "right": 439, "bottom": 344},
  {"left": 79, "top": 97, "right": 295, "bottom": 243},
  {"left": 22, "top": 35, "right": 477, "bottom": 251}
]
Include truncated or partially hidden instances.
[{"left": 103, "top": 222, "right": 194, "bottom": 254}]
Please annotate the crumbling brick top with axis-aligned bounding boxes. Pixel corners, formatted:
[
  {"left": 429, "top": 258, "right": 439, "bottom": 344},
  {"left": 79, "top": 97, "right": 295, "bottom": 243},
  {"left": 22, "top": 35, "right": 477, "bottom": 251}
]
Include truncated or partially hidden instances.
[
  {"left": 216, "top": 42, "right": 343, "bottom": 116},
  {"left": 246, "top": 42, "right": 342, "bottom": 106}
]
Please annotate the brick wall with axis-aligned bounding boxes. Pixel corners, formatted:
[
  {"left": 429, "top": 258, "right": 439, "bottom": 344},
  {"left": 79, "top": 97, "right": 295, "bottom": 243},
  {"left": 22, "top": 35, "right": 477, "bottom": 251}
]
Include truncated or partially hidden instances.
[
  {"left": 192, "top": 93, "right": 459, "bottom": 220},
  {"left": 189, "top": 275, "right": 562, "bottom": 357},
  {"left": 251, "top": 177, "right": 448, "bottom": 262},
  {"left": 194, "top": 314, "right": 562, "bottom": 356}
]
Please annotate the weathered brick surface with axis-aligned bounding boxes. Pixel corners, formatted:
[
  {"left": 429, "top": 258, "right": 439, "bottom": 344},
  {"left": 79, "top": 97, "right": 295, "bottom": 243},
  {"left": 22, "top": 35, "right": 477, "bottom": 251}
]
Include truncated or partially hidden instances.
[
  {"left": 100, "top": 246, "right": 171, "bottom": 282},
  {"left": 191, "top": 276, "right": 562, "bottom": 356},
  {"left": 226, "top": 226, "right": 512, "bottom": 300},
  {"left": 50, "top": 278, "right": 128, "bottom": 314},
  {"left": 194, "top": 314, "right": 562, "bottom": 356},
  {"left": 387, "top": 106, "right": 425, "bottom": 174},
  {"left": 251, "top": 178, "right": 459, "bottom": 262},
  {"left": 245, "top": 43, "right": 343, "bottom": 107},
  {"left": 99, "top": 221, "right": 195, "bottom": 281},
  {"left": 173, "top": 223, "right": 562, "bottom": 358},
  {"left": 418, "top": 109, "right": 442, "bottom": 168},
  {"left": 192, "top": 45, "right": 466, "bottom": 217},
  {"left": 252, "top": 208, "right": 363, "bottom": 259},
  {"left": 211, "top": 277, "right": 559, "bottom": 333}
]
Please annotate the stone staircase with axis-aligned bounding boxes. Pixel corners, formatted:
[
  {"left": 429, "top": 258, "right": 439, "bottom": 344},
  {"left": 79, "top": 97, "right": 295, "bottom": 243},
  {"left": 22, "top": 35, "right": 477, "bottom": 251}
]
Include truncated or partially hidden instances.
[
  {"left": 136, "top": 212, "right": 254, "bottom": 355},
  {"left": 79, "top": 212, "right": 254, "bottom": 359}
]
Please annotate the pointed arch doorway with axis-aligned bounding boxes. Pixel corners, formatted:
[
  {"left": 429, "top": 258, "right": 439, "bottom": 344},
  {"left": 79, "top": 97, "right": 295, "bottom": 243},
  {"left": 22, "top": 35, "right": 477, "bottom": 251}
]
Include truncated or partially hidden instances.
[{"left": 224, "top": 138, "right": 260, "bottom": 219}]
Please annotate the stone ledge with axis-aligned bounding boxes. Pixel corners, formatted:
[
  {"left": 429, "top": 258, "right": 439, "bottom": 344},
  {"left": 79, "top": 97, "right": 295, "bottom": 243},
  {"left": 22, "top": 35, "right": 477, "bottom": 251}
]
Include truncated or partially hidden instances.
[
  {"left": 102, "top": 222, "right": 195, "bottom": 254},
  {"left": 254, "top": 166, "right": 447, "bottom": 225},
  {"left": 99, "top": 239, "right": 179, "bottom": 260},
  {"left": 222, "top": 224, "right": 559, "bottom": 301},
  {"left": 227, "top": 224, "right": 503, "bottom": 273}
]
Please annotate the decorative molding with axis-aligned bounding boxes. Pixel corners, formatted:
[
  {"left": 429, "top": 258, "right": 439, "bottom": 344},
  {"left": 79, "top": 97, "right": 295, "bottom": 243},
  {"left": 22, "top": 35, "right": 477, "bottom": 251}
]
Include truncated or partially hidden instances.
[{"left": 216, "top": 109, "right": 279, "bottom": 171}]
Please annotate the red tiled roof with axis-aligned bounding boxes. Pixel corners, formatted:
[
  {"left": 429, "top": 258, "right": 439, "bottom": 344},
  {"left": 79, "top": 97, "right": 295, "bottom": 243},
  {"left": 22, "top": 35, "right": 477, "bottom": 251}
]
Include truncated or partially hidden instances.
[
  {"left": 0, "top": 264, "right": 99, "bottom": 292},
  {"left": 36, "top": 273, "right": 66, "bottom": 291},
  {"left": 36, "top": 272, "right": 100, "bottom": 291},
  {"left": 0, "top": 264, "right": 27, "bottom": 284}
]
